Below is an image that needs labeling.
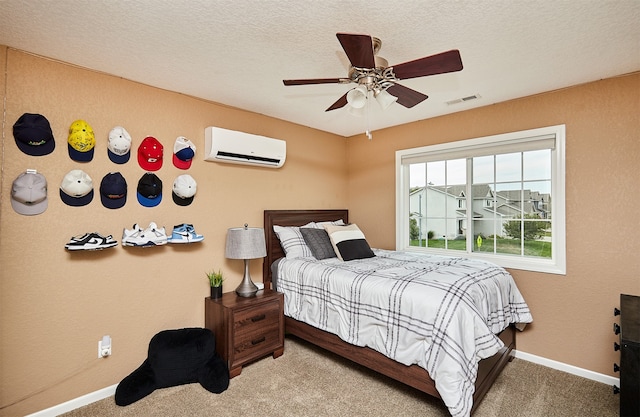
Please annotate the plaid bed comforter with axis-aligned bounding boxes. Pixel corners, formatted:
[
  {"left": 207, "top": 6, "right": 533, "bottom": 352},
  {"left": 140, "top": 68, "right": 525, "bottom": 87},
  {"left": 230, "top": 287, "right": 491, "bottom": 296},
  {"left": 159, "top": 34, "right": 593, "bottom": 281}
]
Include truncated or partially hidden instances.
[{"left": 276, "top": 249, "right": 532, "bottom": 417}]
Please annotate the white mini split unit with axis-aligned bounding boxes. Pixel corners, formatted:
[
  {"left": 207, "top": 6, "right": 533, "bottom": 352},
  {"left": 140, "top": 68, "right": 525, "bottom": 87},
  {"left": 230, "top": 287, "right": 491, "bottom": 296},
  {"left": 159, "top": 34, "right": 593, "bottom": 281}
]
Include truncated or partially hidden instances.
[{"left": 204, "top": 126, "right": 286, "bottom": 168}]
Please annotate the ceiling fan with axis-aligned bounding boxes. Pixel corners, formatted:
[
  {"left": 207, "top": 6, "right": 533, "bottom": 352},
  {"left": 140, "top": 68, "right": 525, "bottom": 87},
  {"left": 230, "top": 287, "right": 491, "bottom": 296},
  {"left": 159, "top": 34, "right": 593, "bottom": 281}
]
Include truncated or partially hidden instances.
[{"left": 283, "top": 33, "right": 464, "bottom": 112}]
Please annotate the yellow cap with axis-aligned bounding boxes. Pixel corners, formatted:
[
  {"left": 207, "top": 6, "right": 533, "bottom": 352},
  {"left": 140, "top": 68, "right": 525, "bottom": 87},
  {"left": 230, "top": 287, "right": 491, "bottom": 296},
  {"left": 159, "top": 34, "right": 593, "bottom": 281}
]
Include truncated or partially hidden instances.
[{"left": 67, "top": 120, "right": 95, "bottom": 161}]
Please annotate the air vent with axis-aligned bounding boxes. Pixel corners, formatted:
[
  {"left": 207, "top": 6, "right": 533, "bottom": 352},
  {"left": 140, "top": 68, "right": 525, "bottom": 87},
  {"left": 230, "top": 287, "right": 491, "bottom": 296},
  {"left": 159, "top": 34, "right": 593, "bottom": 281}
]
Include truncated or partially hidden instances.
[{"left": 446, "top": 94, "right": 482, "bottom": 106}]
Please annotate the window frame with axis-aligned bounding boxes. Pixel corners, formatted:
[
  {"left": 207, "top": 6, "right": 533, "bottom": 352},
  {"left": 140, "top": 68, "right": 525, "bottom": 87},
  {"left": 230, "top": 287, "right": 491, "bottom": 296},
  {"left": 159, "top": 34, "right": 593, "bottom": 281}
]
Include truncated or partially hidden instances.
[{"left": 396, "top": 125, "right": 566, "bottom": 275}]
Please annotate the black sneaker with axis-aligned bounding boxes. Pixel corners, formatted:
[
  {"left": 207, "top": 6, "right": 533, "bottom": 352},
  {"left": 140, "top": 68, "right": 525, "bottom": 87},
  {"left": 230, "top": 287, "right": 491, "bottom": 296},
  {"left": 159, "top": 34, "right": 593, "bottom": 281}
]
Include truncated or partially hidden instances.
[{"left": 65, "top": 232, "right": 118, "bottom": 251}]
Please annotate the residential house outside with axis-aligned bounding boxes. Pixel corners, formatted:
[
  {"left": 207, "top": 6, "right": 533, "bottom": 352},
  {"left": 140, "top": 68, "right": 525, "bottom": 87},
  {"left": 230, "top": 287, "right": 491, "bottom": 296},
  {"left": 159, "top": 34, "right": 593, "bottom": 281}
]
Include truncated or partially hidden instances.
[{"left": 409, "top": 184, "right": 551, "bottom": 245}]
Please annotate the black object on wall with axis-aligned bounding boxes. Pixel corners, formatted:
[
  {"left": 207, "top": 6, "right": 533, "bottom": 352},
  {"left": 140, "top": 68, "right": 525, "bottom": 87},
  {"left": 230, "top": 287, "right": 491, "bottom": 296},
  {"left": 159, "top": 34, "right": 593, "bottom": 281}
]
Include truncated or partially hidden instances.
[{"left": 613, "top": 294, "right": 640, "bottom": 417}]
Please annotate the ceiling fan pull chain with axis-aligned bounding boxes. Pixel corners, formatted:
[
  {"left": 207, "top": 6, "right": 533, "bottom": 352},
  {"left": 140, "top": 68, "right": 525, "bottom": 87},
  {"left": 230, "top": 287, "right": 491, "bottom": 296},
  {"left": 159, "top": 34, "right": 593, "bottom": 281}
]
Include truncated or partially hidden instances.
[{"left": 366, "top": 91, "right": 373, "bottom": 140}]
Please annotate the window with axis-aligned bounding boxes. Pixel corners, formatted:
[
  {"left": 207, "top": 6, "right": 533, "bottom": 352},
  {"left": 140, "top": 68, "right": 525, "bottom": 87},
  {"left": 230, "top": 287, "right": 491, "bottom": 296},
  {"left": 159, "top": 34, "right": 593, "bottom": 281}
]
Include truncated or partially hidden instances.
[{"left": 396, "top": 125, "right": 566, "bottom": 274}]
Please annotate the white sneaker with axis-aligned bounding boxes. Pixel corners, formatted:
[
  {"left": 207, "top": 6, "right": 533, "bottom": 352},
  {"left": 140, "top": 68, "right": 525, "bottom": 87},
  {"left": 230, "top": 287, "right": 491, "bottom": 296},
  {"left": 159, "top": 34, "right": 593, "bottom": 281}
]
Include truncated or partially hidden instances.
[
  {"left": 122, "top": 223, "right": 167, "bottom": 247},
  {"left": 122, "top": 224, "right": 143, "bottom": 246},
  {"left": 144, "top": 222, "right": 168, "bottom": 246},
  {"left": 65, "top": 232, "right": 118, "bottom": 250}
]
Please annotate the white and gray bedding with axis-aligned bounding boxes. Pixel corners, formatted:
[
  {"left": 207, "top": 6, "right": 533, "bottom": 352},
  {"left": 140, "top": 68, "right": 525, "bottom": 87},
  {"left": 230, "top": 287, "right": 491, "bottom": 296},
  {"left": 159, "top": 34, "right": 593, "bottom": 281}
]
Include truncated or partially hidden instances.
[{"left": 273, "top": 249, "right": 533, "bottom": 417}]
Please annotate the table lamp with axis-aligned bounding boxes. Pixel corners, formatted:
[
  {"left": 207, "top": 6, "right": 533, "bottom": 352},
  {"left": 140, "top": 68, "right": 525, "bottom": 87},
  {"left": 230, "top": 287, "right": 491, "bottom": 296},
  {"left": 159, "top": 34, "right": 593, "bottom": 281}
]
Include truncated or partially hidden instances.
[{"left": 225, "top": 224, "right": 266, "bottom": 297}]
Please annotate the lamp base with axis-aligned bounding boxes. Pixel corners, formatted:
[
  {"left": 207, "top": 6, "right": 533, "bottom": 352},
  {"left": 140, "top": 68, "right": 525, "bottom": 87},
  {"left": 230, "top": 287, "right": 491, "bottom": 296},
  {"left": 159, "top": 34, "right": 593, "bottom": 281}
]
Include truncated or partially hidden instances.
[{"left": 235, "top": 259, "right": 258, "bottom": 297}]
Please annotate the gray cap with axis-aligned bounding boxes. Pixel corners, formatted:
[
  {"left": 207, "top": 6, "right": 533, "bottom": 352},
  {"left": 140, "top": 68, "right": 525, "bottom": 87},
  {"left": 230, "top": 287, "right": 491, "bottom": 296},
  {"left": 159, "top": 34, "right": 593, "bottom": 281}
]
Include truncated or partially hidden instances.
[{"left": 11, "top": 170, "right": 48, "bottom": 215}]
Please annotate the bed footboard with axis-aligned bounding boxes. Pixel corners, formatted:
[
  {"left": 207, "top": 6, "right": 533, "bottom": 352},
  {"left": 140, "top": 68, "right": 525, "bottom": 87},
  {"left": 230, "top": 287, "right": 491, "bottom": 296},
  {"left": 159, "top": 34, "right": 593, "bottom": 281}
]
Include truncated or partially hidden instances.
[{"left": 285, "top": 316, "right": 516, "bottom": 412}]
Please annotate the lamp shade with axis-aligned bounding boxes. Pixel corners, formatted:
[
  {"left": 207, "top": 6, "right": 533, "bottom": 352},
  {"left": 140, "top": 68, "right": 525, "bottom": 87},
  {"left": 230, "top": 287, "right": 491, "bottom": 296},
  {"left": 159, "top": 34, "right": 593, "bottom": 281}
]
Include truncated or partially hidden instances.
[
  {"left": 346, "top": 85, "right": 368, "bottom": 109},
  {"left": 225, "top": 225, "right": 266, "bottom": 260},
  {"left": 375, "top": 89, "right": 398, "bottom": 110}
]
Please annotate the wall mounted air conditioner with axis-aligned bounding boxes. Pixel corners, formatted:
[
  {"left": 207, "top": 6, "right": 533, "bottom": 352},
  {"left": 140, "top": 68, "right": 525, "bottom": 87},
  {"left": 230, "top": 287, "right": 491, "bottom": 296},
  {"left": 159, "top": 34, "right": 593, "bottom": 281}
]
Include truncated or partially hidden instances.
[{"left": 204, "top": 126, "right": 286, "bottom": 168}]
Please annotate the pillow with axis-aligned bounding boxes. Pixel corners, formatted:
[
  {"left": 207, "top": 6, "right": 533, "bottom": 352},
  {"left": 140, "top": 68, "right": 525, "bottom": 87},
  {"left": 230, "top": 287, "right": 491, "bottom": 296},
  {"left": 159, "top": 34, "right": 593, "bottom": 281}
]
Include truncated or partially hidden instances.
[
  {"left": 300, "top": 228, "right": 336, "bottom": 260},
  {"left": 115, "top": 328, "right": 228, "bottom": 406},
  {"left": 324, "top": 223, "right": 375, "bottom": 261},
  {"left": 273, "top": 223, "right": 315, "bottom": 258},
  {"left": 314, "top": 219, "right": 345, "bottom": 229}
]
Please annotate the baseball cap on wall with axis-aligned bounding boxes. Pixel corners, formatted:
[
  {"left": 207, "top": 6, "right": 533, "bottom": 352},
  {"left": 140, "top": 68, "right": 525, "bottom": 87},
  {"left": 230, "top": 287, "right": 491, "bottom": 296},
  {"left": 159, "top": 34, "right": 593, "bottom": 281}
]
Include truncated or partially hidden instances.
[
  {"left": 13, "top": 113, "right": 56, "bottom": 156},
  {"left": 173, "top": 136, "right": 196, "bottom": 169},
  {"left": 172, "top": 174, "right": 197, "bottom": 206},
  {"left": 67, "top": 120, "right": 96, "bottom": 162},
  {"left": 137, "top": 173, "right": 162, "bottom": 207},
  {"left": 11, "top": 170, "right": 48, "bottom": 215},
  {"left": 60, "top": 169, "right": 94, "bottom": 206},
  {"left": 138, "top": 136, "right": 163, "bottom": 171},
  {"left": 100, "top": 172, "right": 127, "bottom": 209},
  {"left": 108, "top": 126, "right": 132, "bottom": 164}
]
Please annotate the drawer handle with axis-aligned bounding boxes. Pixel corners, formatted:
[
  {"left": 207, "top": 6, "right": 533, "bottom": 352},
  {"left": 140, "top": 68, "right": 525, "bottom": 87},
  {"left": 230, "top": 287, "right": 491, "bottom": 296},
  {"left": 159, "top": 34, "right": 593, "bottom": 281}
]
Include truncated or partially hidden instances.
[
  {"left": 251, "top": 314, "right": 266, "bottom": 322},
  {"left": 251, "top": 336, "right": 266, "bottom": 346}
]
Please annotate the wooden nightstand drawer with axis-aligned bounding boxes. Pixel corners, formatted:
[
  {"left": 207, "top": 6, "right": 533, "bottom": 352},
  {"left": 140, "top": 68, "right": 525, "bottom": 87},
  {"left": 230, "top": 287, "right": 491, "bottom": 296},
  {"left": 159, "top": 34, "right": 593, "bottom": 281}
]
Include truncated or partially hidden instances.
[
  {"left": 205, "top": 289, "right": 284, "bottom": 378},
  {"left": 233, "top": 301, "right": 281, "bottom": 336},
  {"left": 233, "top": 321, "right": 282, "bottom": 362}
]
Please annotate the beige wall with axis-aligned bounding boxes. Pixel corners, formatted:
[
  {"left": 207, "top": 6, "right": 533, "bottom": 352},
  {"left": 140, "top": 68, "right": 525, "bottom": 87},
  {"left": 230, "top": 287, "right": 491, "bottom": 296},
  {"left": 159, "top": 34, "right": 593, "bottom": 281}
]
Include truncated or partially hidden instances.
[
  {"left": 1, "top": 44, "right": 639, "bottom": 415},
  {"left": 0, "top": 47, "right": 347, "bottom": 416},
  {"left": 347, "top": 72, "right": 640, "bottom": 377}
]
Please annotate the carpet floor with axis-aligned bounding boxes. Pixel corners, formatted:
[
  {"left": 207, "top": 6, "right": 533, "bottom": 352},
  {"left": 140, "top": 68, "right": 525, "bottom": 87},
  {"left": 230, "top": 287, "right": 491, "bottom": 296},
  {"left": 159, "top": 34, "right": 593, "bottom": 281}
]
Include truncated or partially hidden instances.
[{"left": 62, "top": 336, "right": 618, "bottom": 417}]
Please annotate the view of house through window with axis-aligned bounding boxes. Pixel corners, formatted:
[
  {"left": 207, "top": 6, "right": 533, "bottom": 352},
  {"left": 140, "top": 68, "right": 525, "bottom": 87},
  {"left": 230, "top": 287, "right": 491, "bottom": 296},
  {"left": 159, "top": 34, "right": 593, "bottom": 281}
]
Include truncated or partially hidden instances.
[
  {"left": 409, "top": 150, "right": 552, "bottom": 256},
  {"left": 397, "top": 125, "right": 565, "bottom": 274}
]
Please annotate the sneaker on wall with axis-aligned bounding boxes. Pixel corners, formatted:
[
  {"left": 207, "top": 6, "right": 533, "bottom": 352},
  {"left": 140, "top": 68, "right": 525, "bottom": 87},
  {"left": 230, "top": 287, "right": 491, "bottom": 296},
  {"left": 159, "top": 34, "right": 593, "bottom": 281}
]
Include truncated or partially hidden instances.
[
  {"left": 122, "top": 224, "right": 142, "bottom": 246},
  {"left": 168, "top": 223, "right": 204, "bottom": 244},
  {"left": 122, "top": 222, "right": 168, "bottom": 247},
  {"left": 65, "top": 232, "right": 118, "bottom": 251}
]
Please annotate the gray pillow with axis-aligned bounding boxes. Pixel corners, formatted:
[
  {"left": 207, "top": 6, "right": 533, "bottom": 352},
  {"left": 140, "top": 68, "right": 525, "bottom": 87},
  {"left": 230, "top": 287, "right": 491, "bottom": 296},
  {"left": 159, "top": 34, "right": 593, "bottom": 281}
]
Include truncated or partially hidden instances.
[{"left": 300, "top": 228, "right": 336, "bottom": 260}]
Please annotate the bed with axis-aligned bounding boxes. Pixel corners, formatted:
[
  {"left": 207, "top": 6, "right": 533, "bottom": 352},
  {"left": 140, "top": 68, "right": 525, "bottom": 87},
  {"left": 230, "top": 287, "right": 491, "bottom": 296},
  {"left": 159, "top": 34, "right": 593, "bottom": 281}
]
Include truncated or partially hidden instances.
[{"left": 263, "top": 209, "right": 532, "bottom": 416}]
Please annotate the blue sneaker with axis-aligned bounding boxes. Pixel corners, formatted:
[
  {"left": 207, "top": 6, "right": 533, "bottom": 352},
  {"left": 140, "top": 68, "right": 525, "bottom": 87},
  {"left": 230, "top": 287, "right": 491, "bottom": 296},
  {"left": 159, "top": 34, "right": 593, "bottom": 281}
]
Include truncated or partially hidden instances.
[{"left": 168, "top": 223, "right": 204, "bottom": 244}]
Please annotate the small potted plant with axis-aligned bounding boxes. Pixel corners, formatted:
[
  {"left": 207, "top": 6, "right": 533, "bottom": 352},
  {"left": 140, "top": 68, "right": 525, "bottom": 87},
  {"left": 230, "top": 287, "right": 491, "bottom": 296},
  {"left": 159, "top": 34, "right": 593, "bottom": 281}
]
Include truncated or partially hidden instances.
[{"left": 206, "top": 269, "right": 224, "bottom": 299}]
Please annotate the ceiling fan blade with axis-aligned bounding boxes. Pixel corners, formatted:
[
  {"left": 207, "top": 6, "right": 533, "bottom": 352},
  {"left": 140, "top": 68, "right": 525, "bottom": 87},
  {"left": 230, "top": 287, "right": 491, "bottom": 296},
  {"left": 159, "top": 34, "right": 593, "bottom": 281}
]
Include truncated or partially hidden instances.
[
  {"left": 325, "top": 93, "right": 348, "bottom": 111},
  {"left": 283, "top": 78, "right": 348, "bottom": 86},
  {"left": 386, "top": 84, "right": 429, "bottom": 108},
  {"left": 336, "top": 33, "right": 375, "bottom": 68},
  {"left": 391, "top": 49, "right": 463, "bottom": 80}
]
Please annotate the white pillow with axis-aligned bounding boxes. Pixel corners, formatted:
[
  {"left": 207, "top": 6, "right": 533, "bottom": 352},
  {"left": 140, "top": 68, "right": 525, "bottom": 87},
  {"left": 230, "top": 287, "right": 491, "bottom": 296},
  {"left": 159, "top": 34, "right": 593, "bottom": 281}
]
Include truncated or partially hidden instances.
[
  {"left": 273, "top": 223, "right": 315, "bottom": 258},
  {"left": 314, "top": 219, "right": 345, "bottom": 229}
]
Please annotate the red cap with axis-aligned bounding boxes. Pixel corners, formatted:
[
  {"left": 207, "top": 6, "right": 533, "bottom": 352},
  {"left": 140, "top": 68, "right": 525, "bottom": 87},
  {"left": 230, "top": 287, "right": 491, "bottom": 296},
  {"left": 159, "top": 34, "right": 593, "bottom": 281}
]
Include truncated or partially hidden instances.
[{"left": 137, "top": 136, "right": 163, "bottom": 171}]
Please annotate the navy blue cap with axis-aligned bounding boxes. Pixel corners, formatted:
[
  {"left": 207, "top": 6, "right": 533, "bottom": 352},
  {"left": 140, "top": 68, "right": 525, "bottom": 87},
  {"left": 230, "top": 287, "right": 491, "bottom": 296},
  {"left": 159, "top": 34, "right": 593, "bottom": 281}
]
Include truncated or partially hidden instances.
[
  {"left": 13, "top": 113, "right": 56, "bottom": 156},
  {"left": 100, "top": 172, "right": 127, "bottom": 209}
]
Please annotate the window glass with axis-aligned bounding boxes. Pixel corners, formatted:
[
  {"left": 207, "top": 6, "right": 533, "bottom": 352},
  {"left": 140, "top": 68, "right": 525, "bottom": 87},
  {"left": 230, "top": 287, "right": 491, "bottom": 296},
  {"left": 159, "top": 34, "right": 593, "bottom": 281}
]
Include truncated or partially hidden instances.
[{"left": 399, "top": 125, "right": 565, "bottom": 274}]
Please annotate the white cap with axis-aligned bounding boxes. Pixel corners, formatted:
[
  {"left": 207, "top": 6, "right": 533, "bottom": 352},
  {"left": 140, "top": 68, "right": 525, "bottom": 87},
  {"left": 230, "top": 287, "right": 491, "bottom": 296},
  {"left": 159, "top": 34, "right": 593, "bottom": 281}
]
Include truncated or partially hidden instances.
[
  {"left": 108, "top": 126, "right": 132, "bottom": 164},
  {"left": 172, "top": 174, "right": 197, "bottom": 206},
  {"left": 60, "top": 169, "right": 94, "bottom": 206}
]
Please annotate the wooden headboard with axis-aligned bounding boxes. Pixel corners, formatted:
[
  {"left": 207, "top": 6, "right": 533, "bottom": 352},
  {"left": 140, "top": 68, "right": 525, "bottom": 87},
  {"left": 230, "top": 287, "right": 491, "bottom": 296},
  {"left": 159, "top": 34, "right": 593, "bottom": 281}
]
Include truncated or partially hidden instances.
[{"left": 262, "top": 209, "right": 349, "bottom": 289}]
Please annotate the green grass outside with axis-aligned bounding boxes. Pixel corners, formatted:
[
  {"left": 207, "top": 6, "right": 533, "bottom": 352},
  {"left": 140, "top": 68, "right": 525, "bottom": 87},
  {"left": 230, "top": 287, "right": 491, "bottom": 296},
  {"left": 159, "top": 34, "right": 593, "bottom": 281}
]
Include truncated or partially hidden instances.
[{"left": 410, "top": 237, "right": 552, "bottom": 258}]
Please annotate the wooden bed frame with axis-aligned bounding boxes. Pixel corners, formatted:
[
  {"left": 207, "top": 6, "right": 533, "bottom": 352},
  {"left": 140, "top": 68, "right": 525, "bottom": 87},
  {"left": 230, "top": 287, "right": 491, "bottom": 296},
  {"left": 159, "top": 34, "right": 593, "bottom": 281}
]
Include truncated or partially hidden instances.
[{"left": 263, "top": 209, "right": 515, "bottom": 413}]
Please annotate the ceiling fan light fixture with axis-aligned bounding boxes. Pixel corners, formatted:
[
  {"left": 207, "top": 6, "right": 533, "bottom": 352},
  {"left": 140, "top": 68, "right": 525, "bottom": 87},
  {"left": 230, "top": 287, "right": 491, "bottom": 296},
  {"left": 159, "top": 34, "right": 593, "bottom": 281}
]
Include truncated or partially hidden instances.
[
  {"left": 346, "top": 85, "right": 368, "bottom": 109},
  {"left": 347, "top": 105, "right": 365, "bottom": 117},
  {"left": 375, "top": 89, "right": 398, "bottom": 110}
]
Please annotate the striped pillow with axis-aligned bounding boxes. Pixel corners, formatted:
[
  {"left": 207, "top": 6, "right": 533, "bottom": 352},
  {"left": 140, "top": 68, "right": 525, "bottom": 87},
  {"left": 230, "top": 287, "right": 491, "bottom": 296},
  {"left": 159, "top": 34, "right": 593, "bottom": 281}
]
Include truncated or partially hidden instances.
[
  {"left": 273, "top": 223, "right": 315, "bottom": 258},
  {"left": 324, "top": 223, "right": 375, "bottom": 261}
]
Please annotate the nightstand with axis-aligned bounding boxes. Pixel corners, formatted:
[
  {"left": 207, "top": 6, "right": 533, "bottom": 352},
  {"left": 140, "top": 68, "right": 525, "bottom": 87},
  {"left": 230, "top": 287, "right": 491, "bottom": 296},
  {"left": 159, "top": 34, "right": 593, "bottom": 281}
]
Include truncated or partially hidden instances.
[{"left": 205, "top": 289, "right": 284, "bottom": 378}]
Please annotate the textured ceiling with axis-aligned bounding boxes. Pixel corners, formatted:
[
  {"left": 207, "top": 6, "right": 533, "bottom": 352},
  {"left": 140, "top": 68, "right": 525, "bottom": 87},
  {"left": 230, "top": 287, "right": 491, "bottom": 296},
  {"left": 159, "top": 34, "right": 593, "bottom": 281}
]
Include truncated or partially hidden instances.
[{"left": 1, "top": 0, "right": 639, "bottom": 137}]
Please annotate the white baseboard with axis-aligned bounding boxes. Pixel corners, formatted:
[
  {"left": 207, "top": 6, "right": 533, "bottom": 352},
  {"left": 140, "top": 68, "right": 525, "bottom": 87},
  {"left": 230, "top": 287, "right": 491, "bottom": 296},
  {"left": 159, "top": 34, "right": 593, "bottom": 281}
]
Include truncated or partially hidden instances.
[
  {"left": 26, "top": 352, "right": 619, "bottom": 416},
  {"left": 25, "top": 384, "right": 117, "bottom": 417},
  {"left": 514, "top": 350, "right": 619, "bottom": 386}
]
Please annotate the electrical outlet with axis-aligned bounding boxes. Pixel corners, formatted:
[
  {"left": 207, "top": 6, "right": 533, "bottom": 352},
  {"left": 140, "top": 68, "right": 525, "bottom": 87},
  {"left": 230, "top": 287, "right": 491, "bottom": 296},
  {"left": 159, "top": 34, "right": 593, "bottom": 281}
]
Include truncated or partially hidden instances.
[{"left": 98, "top": 335, "right": 112, "bottom": 358}]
